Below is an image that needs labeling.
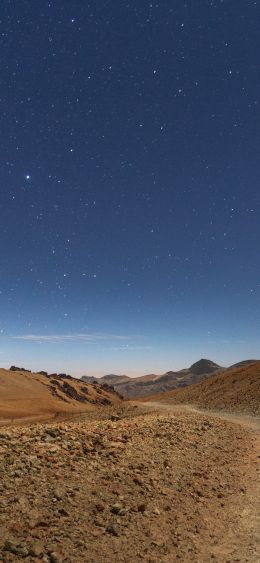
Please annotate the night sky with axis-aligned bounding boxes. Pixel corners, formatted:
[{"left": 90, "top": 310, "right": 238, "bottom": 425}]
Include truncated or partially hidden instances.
[{"left": 1, "top": 1, "right": 259, "bottom": 376}]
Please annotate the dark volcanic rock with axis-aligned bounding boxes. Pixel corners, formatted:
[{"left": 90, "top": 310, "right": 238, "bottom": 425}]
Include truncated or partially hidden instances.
[
  {"left": 9, "top": 366, "right": 31, "bottom": 373},
  {"left": 61, "top": 382, "right": 88, "bottom": 402}
]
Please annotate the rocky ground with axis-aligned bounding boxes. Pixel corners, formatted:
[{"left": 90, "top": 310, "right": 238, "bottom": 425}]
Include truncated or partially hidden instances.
[{"left": 0, "top": 403, "right": 259, "bottom": 563}]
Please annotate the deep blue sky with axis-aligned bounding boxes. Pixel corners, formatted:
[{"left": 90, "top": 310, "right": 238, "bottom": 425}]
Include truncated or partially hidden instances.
[{"left": 0, "top": 1, "right": 259, "bottom": 376}]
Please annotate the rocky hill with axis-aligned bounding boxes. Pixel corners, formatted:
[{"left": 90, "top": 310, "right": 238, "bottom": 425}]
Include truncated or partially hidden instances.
[
  {"left": 81, "top": 374, "right": 130, "bottom": 385},
  {"left": 189, "top": 359, "right": 221, "bottom": 375},
  {"left": 229, "top": 360, "right": 257, "bottom": 369},
  {"left": 144, "top": 361, "right": 260, "bottom": 415},
  {"left": 0, "top": 368, "right": 122, "bottom": 423}
]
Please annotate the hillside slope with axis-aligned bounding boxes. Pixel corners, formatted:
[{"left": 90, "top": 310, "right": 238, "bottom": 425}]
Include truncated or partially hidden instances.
[
  {"left": 144, "top": 362, "right": 260, "bottom": 415},
  {"left": 0, "top": 369, "right": 122, "bottom": 422}
]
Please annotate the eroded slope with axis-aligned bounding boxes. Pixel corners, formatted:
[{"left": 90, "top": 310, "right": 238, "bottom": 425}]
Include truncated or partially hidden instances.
[
  {"left": 0, "top": 369, "right": 121, "bottom": 422},
  {"left": 144, "top": 361, "right": 260, "bottom": 415}
]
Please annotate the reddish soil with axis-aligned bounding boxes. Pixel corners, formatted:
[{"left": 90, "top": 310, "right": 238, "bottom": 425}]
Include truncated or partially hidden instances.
[{"left": 0, "top": 402, "right": 259, "bottom": 562}]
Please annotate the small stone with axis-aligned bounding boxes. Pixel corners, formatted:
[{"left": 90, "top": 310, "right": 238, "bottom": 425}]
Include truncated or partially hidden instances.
[
  {"left": 0, "top": 433, "right": 11, "bottom": 440},
  {"left": 29, "top": 542, "right": 44, "bottom": 557},
  {"left": 106, "top": 524, "right": 120, "bottom": 537},
  {"left": 46, "top": 429, "right": 60, "bottom": 438},
  {"left": 151, "top": 540, "right": 164, "bottom": 547},
  {"left": 95, "top": 502, "right": 105, "bottom": 512},
  {"left": 17, "top": 546, "right": 29, "bottom": 557},
  {"left": 53, "top": 488, "right": 64, "bottom": 500},
  {"left": 110, "top": 503, "right": 122, "bottom": 515},
  {"left": 138, "top": 504, "right": 147, "bottom": 513},
  {"left": 3, "top": 540, "right": 18, "bottom": 554},
  {"left": 108, "top": 441, "right": 125, "bottom": 449},
  {"left": 58, "top": 508, "right": 69, "bottom": 516},
  {"left": 48, "top": 446, "right": 60, "bottom": 454},
  {"left": 133, "top": 476, "right": 144, "bottom": 486},
  {"left": 49, "top": 552, "right": 62, "bottom": 563},
  {"left": 153, "top": 508, "right": 161, "bottom": 515},
  {"left": 93, "top": 517, "right": 104, "bottom": 527}
]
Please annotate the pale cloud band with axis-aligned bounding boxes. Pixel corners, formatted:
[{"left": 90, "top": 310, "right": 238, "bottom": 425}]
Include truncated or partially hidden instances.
[{"left": 12, "top": 333, "right": 130, "bottom": 343}]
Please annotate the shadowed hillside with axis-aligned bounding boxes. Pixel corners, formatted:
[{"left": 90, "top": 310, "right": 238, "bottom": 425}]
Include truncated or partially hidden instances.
[{"left": 144, "top": 362, "right": 260, "bottom": 415}]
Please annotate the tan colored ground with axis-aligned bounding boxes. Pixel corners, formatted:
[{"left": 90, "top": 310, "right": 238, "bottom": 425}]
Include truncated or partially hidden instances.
[
  {"left": 0, "top": 402, "right": 259, "bottom": 563},
  {"left": 144, "top": 362, "right": 260, "bottom": 415},
  {"left": 0, "top": 369, "right": 121, "bottom": 424}
]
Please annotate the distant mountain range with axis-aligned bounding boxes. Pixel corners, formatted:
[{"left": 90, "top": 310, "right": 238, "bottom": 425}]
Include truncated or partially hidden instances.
[{"left": 81, "top": 358, "right": 257, "bottom": 399}]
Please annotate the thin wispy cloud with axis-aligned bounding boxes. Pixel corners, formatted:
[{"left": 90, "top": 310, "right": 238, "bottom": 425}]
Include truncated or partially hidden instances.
[
  {"left": 12, "top": 333, "right": 130, "bottom": 343},
  {"left": 107, "top": 345, "right": 152, "bottom": 352}
]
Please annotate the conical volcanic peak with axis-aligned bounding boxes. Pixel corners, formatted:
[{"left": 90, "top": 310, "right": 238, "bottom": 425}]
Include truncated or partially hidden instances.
[{"left": 189, "top": 359, "right": 222, "bottom": 375}]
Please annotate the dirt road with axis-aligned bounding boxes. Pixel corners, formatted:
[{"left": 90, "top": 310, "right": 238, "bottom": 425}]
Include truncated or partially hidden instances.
[
  {"left": 144, "top": 401, "right": 260, "bottom": 561},
  {"left": 0, "top": 403, "right": 259, "bottom": 562},
  {"left": 144, "top": 401, "right": 260, "bottom": 431}
]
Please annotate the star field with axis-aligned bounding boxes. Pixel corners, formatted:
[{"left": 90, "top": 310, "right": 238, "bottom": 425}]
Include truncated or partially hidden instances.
[{"left": 0, "top": 1, "right": 259, "bottom": 375}]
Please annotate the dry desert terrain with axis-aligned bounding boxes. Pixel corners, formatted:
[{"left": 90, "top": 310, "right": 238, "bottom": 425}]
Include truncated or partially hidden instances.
[{"left": 0, "top": 365, "right": 259, "bottom": 562}]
